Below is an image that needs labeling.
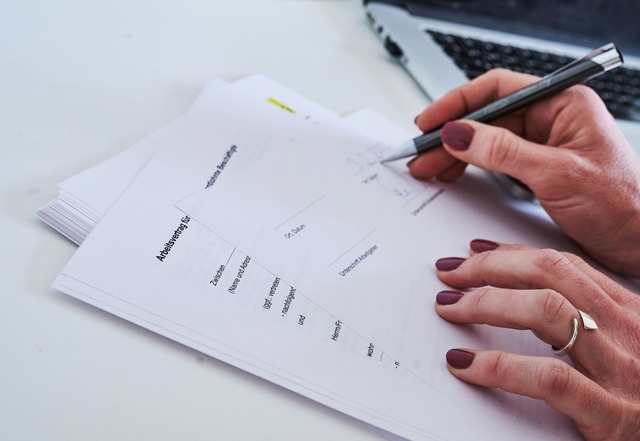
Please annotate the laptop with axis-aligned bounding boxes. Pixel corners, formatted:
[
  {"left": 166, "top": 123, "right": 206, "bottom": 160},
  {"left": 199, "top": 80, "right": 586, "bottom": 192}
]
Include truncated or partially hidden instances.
[{"left": 364, "top": 0, "right": 640, "bottom": 151}]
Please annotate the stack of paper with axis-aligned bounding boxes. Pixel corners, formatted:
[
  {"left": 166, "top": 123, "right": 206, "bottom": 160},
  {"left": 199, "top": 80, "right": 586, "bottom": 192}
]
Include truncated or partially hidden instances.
[{"left": 39, "top": 75, "right": 583, "bottom": 440}]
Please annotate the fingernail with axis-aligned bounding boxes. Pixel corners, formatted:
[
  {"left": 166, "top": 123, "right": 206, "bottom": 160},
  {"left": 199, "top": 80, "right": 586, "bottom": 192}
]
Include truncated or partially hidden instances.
[
  {"left": 414, "top": 114, "right": 420, "bottom": 125},
  {"left": 406, "top": 156, "right": 418, "bottom": 167},
  {"left": 446, "top": 349, "right": 475, "bottom": 369},
  {"left": 441, "top": 121, "right": 474, "bottom": 151},
  {"left": 436, "top": 290, "right": 464, "bottom": 305},
  {"left": 435, "top": 257, "right": 465, "bottom": 271},
  {"left": 470, "top": 239, "right": 499, "bottom": 253}
]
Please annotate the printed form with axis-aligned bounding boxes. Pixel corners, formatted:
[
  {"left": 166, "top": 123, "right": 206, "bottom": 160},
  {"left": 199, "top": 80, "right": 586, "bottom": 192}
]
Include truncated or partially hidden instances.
[{"left": 54, "top": 77, "right": 581, "bottom": 440}]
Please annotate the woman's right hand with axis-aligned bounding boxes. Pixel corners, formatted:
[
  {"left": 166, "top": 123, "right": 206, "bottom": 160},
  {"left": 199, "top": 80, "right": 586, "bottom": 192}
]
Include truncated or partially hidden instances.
[{"left": 408, "top": 69, "right": 640, "bottom": 277}]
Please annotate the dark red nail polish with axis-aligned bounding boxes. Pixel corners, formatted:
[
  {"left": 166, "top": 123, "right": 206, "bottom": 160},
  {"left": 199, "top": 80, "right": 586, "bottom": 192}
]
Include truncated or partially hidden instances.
[
  {"left": 435, "top": 257, "right": 465, "bottom": 271},
  {"left": 446, "top": 349, "right": 475, "bottom": 369},
  {"left": 470, "top": 239, "right": 499, "bottom": 253},
  {"left": 441, "top": 121, "right": 474, "bottom": 151},
  {"left": 436, "top": 290, "right": 464, "bottom": 305}
]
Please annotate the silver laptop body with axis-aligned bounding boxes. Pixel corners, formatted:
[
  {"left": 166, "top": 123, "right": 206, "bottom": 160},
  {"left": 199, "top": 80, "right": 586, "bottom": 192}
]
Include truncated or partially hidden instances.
[{"left": 364, "top": 0, "right": 640, "bottom": 150}]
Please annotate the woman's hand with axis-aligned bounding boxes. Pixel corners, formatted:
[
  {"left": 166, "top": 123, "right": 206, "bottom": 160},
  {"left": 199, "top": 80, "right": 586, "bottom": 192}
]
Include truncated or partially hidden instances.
[
  {"left": 434, "top": 239, "right": 640, "bottom": 441},
  {"left": 409, "top": 69, "right": 640, "bottom": 277}
]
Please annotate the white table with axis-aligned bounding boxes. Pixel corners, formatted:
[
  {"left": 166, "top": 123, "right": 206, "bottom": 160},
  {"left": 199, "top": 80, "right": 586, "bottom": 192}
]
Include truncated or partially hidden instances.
[{"left": 1, "top": 1, "right": 428, "bottom": 439}]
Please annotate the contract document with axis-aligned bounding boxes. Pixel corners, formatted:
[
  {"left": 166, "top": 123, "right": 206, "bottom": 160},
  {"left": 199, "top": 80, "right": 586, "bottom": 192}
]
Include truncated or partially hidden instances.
[{"left": 52, "top": 77, "right": 583, "bottom": 440}]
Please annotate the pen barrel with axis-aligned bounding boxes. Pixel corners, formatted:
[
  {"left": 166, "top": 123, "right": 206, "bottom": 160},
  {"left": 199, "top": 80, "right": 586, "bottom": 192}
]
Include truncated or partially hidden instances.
[
  {"left": 409, "top": 45, "right": 622, "bottom": 158},
  {"left": 414, "top": 61, "right": 602, "bottom": 153},
  {"left": 466, "top": 60, "right": 604, "bottom": 123}
]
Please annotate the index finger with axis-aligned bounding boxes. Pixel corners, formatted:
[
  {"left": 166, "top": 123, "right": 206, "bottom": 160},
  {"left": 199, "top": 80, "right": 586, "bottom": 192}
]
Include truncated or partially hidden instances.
[
  {"left": 469, "top": 241, "right": 639, "bottom": 308},
  {"left": 416, "top": 69, "right": 539, "bottom": 132}
]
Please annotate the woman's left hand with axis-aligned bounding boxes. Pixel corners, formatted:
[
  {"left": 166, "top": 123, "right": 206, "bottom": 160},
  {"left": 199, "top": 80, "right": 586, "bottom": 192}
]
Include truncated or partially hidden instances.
[{"left": 434, "top": 240, "right": 640, "bottom": 441}]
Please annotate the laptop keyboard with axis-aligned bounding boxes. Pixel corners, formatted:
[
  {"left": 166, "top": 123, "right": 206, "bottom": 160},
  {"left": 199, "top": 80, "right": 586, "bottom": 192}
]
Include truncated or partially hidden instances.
[{"left": 428, "top": 30, "right": 640, "bottom": 122}]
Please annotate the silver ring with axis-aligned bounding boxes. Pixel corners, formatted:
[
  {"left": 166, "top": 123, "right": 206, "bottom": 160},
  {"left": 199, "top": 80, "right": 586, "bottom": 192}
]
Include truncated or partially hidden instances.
[
  {"left": 552, "top": 310, "right": 598, "bottom": 357},
  {"left": 552, "top": 318, "right": 578, "bottom": 356}
]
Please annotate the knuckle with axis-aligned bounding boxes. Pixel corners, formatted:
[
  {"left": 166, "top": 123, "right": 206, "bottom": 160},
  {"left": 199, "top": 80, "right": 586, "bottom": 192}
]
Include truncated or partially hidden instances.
[
  {"left": 484, "top": 68, "right": 511, "bottom": 84},
  {"left": 472, "top": 288, "right": 493, "bottom": 315},
  {"left": 486, "top": 351, "right": 510, "bottom": 380},
  {"left": 561, "top": 251, "right": 597, "bottom": 277},
  {"left": 559, "top": 250, "right": 585, "bottom": 266},
  {"left": 539, "top": 289, "right": 570, "bottom": 325},
  {"left": 536, "top": 361, "right": 573, "bottom": 398},
  {"left": 451, "top": 87, "right": 472, "bottom": 115},
  {"left": 481, "top": 127, "right": 521, "bottom": 171},
  {"left": 567, "top": 84, "right": 604, "bottom": 107},
  {"left": 532, "top": 248, "right": 574, "bottom": 277},
  {"left": 473, "top": 252, "right": 496, "bottom": 287}
]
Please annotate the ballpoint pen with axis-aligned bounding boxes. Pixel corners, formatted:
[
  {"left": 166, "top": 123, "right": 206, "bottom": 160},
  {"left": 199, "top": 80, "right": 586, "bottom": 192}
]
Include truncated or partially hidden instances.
[{"left": 380, "top": 43, "right": 623, "bottom": 163}]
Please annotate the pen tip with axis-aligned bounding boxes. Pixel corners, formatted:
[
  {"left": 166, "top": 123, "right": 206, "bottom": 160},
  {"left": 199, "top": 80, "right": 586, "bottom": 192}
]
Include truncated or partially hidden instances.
[{"left": 380, "top": 141, "right": 416, "bottom": 163}]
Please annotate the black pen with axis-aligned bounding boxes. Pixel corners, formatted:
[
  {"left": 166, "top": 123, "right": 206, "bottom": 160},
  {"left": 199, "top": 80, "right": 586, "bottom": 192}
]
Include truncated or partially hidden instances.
[{"left": 380, "top": 43, "right": 623, "bottom": 163}]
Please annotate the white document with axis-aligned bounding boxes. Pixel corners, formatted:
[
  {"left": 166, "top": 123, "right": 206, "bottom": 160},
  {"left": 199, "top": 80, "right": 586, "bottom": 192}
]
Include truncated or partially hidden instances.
[{"left": 54, "top": 78, "right": 581, "bottom": 440}]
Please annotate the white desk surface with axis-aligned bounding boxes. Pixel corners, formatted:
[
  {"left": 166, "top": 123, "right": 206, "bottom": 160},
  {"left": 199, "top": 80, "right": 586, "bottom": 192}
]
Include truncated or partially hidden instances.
[{"left": 1, "top": 1, "right": 429, "bottom": 440}]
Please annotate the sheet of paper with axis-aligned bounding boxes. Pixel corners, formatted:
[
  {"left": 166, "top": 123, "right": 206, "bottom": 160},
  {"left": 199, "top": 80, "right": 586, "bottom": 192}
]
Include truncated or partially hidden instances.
[{"left": 53, "top": 79, "right": 580, "bottom": 440}]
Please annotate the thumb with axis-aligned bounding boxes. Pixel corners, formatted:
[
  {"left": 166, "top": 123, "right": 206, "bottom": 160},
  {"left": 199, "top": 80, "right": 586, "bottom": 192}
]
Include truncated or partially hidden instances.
[{"left": 440, "top": 120, "right": 560, "bottom": 187}]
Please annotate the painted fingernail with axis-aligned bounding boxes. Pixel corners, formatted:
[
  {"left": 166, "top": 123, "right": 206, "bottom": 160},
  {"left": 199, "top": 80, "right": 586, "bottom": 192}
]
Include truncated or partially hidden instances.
[
  {"left": 441, "top": 121, "right": 474, "bottom": 151},
  {"left": 435, "top": 257, "right": 465, "bottom": 271},
  {"left": 436, "top": 290, "right": 464, "bottom": 305},
  {"left": 446, "top": 349, "right": 475, "bottom": 369},
  {"left": 470, "top": 239, "right": 499, "bottom": 253}
]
